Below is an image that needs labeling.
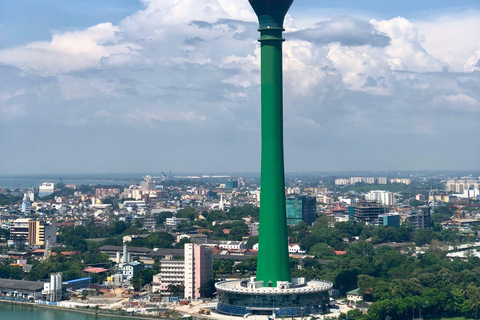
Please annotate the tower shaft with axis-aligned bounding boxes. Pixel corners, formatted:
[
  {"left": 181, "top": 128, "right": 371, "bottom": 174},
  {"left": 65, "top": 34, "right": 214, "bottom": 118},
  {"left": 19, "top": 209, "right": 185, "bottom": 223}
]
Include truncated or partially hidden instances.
[{"left": 251, "top": 2, "right": 293, "bottom": 286}]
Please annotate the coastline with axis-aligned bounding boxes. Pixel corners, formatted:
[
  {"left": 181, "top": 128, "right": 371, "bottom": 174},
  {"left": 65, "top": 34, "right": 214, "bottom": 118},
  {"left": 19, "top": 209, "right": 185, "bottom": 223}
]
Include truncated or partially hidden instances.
[{"left": 0, "top": 299, "right": 174, "bottom": 320}]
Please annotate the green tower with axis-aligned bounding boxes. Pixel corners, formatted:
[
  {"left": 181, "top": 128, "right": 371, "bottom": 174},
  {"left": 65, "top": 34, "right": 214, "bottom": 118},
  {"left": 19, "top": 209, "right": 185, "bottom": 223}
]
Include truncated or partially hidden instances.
[{"left": 248, "top": 0, "right": 294, "bottom": 287}]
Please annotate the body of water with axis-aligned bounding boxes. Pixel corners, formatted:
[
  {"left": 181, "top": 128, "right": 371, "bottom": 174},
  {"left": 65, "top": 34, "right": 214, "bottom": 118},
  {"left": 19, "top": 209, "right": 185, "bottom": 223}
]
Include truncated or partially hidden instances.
[{"left": 0, "top": 303, "right": 128, "bottom": 320}]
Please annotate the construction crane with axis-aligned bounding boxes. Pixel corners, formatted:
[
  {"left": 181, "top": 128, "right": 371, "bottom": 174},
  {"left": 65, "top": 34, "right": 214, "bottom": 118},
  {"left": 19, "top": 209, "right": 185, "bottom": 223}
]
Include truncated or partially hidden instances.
[
  {"left": 449, "top": 204, "right": 480, "bottom": 232},
  {"left": 457, "top": 206, "right": 461, "bottom": 232}
]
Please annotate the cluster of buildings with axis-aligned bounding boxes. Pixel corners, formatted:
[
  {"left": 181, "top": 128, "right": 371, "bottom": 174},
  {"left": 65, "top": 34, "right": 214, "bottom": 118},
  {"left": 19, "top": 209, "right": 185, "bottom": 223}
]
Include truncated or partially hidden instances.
[{"left": 335, "top": 177, "right": 387, "bottom": 186}]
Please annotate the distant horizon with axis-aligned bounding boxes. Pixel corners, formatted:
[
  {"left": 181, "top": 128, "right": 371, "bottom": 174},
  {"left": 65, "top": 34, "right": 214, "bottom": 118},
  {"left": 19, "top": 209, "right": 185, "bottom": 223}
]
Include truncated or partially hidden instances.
[{"left": 1, "top": 169, "right": 480, "bottom": 177}]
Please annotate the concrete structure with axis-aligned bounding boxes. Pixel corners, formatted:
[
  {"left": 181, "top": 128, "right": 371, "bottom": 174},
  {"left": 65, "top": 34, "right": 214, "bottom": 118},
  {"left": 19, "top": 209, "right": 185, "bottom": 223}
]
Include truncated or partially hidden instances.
[
  {"left": 28, "top": 219, "right": 57, "bottom": 246},
  {"left": 0, "top": 278, "right": 45, "bottom": 299},
  {"left": 201, "top": 240, "right": 247, "bottom": 250},
  {"left": 446, "top": 179, "right": 479, "bottom": 193},
  {"left": 346, "top": 288, "right": 363, "bottom": 305},
  {"left": 39, "top": 182, "right": 55, "bottom": 197},
  {"left": 152, "top": 255, "right": 185, "bottom": 295},
  {"left": 409, "top": 206, "right": 431, "bottom": 229},
  {"left": 21, "top": 201, "right": 32, "bottom": 214},
  {"left": 184, "top": 243, "right": 213, "bottom": 299},
  {"left": 144, "top": 218, "right": 157, "bottom": 231},
  {"left": 141, "top": 175, "right": 156, "bottom": 191},
  {"left": 122, "top": 261, "right": 142, "bottom": 280},
  {"left": 390, "top": 178, "right": 411, "bottom": 185},
  {"left": 352, "top": 200, "right": 386, "bottom": 224},
  {"left": 165, "top": 217, "right": 190, "bottom": 228},
  {"left": 248, "top": 223, "right": 259, "bottom": 236},
  {"left": 10, "top": 218, "right": 30, "bottom": 243},
  {"left": 428, "top": 194, "right": 450, "bottom": 203},
  {"left": 378, "top": 213, "right": 401, "bottom": 228},
  {"left": 365, "top": 190, "right": 395, "bottom": 206},
  {"left": 43, "top": 273, "right": 62, "bottom": 302},
  {"left": 216, "top": 1, "right": 332, "bottom": 317},
  {"left": 9, "top": 218, "right": 57, "bottom": 246},
  {"left": 286, "top": 196, "right": 317, "bottom": 226}
]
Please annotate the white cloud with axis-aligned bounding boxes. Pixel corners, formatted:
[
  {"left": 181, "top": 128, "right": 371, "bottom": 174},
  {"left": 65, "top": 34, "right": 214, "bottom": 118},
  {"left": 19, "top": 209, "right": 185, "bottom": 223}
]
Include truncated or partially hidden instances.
[
  {"left": 0, "top": 23, "right": 140, "bottom": 74},
  {"left": 416, "top": 12, "right": 480, "bottom": 72},
  {"left": 0, "top": 0, "right": 479, "bottom": 173},
  {"left": 434, "top": 94, "right": 480, "bottom": 112}
]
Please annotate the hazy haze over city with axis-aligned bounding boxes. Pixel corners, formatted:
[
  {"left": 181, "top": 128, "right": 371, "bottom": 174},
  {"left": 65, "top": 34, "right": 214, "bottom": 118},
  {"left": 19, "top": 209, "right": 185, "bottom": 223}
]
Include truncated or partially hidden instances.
[{"left": 0, "top": 0, "right": 479, "bottom": 174}]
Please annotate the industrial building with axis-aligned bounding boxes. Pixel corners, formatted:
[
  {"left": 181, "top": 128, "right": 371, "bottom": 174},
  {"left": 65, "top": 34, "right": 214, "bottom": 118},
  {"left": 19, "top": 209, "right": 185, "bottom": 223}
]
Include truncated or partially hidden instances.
[{"left": 0, "top": 279, "right": 45, "bottom": 299}]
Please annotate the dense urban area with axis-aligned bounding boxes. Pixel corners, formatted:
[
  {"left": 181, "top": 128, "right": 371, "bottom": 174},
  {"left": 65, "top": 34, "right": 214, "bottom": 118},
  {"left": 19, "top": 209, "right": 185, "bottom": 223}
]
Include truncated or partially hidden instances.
[{"left": 0, "top": 172, "right": 480, "bottom": 320}]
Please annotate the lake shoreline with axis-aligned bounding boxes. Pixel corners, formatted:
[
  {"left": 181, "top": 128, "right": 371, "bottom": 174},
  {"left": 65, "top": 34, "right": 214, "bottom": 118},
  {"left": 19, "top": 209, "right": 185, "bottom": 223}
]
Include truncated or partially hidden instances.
[{"left": 0, "top": 299, "right": 172, "bottom": 320}]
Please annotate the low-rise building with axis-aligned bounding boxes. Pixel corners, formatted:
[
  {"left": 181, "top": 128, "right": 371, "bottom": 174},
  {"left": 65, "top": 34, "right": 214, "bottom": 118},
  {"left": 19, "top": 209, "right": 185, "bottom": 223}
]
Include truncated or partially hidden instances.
[{"left": 122, "top": 261, "right": 142, "bottom": 280}]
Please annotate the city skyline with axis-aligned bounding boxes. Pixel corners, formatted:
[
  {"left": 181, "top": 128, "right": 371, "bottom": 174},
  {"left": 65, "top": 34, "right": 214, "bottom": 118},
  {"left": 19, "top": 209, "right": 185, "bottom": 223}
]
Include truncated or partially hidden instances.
[{"left": 1, "top": 0, "right": 479, "bottom": 175}]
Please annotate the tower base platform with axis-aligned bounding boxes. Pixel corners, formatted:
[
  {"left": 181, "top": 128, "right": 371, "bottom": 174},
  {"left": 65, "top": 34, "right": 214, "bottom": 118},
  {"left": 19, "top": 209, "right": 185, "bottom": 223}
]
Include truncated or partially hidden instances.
[{"left": 215, "top": 277, "right": 333, "bottom": 317}]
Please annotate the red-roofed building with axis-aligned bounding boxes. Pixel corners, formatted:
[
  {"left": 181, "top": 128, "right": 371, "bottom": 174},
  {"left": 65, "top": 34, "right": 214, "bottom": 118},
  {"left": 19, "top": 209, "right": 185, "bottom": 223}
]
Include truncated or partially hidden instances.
[
  {"left": 84, "top": 266, "right": 109, "bottom": 274},
  {"left": 57, "top": 222, "right": 75, "bottom": 227},
  {"left": 332, "top": 202, "right": 347, "bottom": 213},
  {"left": 334, "top": 251, "right": 347, "bottom": 255}
]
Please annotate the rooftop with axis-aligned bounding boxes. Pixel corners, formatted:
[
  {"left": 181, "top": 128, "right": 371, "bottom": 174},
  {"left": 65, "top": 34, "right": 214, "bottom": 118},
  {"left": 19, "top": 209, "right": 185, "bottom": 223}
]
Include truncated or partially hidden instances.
[{"left": 0, "top": 278, "right": 45, "bottom": 291}]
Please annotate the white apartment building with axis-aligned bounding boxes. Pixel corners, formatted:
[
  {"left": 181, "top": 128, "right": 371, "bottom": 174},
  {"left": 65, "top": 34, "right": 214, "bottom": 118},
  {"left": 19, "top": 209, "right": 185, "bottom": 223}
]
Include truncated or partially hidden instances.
[
  {"left": 39, "top": 182, "right": 55, "bottom": 197},
  {"left": 201, "top": 240, "right": 247, "bottom": 250},
  {"left": 446, "top": 179, "right": 480, "bottom": 193},
  {"left": 390, "top": 178, "right": 411, "bottom": 185},
  {"left": 152, "top": 256, "right": 185, "bottom": 294},
  {"left": 165, "top": 217, "right": 190, "bottom": 227},
  {"left": 365, "top": 190, "right": 395, "bottom": 206}
]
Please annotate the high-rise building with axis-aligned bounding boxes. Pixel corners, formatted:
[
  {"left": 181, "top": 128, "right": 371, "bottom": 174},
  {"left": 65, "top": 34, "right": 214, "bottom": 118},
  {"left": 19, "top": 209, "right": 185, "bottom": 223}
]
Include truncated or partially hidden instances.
[
  {"left": 184, "top": 243, "right": 213, "bottom": 300},
  {"left": 39, "top": 182, "right": 55, "bottom": 197},
  {"left": 152, "top": 255, "right": 185, "bottom": 295},
  {"left": 225, "top": 180, "right": 238, "bottom": 189},
  {"left": 141, "top": 175, "right": 156, "bottom": 191},
  {"left": 286, "top": 196, "right": 317, "bottom": 226},
  {"left": 378, "top": 213, "right": 401, "bottom": 228},
  {"left": 28, "top": 219, "right": 57, "bottom": 246},
  {"left": 353, "top": 200, "right": 386, "bottom": 224},
  {"left": 10, "top": 219, "right": 57, "bottom": 246},
  {"left": 10, "top": 218, "right": 30, "bottom": 243},
  {"left": 365, "top": 190, "right": 395, "bottom": 206},
  {"left": 409, "top": 206, "right": 431, "bottom": 229},
  {"left": 21, "top": 201, "right": 32, "bottom": 214}
]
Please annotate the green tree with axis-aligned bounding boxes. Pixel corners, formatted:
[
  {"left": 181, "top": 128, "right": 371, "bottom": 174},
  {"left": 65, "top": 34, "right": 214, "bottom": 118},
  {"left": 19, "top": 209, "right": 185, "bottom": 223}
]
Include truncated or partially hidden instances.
[{"left": 309, "top": 243, "right": 334, "bottom": 259}]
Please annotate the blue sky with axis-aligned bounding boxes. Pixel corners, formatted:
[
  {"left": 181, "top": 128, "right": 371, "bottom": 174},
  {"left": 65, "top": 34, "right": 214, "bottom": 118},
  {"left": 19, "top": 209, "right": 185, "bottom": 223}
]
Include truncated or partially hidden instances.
[{"left": 0, "top": 0, "right": 479, "bottom": 174}]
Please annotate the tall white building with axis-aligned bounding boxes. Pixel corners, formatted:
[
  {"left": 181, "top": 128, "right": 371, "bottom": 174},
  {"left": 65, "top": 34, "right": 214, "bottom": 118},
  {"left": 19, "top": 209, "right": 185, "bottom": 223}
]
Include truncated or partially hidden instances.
[
  {"left": 377, "top": 177, "right": 387, "bottom": 185},
  {"left": 152, "top": 255, "right": 185, "bottom": 294},
  {"left": 141, "top": 175, "right": 156, "bottom": 191},
  {"left": 184, "top": 243, "right": 213, "bottom": 300},
  {"left": 365, "top": 190, "right": 395, "bottom": 206},
  {"left": 39, "top": 182, "right": 55, "bottom": 197}
]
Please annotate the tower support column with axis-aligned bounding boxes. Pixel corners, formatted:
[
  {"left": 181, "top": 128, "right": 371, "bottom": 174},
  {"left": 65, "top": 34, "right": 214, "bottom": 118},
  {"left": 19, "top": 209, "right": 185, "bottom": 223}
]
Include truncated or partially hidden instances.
[{"left": 256, "top": 26, "right": 291, "bottom": 287}]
